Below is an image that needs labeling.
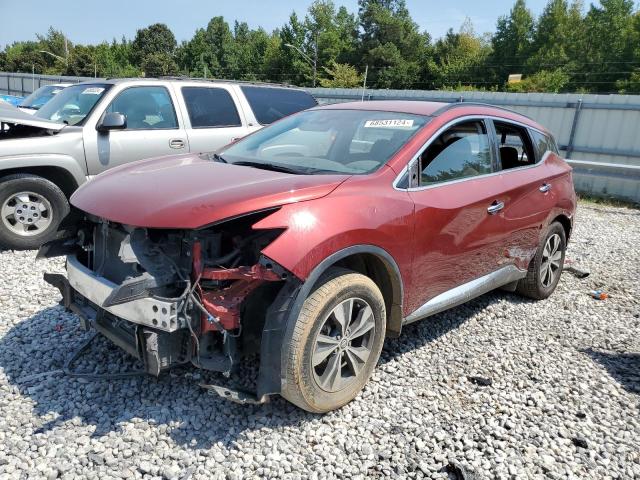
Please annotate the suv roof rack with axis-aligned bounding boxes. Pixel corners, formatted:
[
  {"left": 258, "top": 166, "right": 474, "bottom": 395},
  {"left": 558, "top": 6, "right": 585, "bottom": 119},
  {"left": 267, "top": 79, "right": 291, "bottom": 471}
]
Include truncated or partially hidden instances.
[
  {"left": 433, "top": 100, "right": 535, "bottom": 121},
  {"left": 102, "top": 76, "right": 296, "bottom": 89}
]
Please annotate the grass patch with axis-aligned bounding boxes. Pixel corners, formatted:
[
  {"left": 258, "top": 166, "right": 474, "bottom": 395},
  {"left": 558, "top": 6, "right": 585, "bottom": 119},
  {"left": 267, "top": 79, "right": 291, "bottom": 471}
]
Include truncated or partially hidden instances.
[{"left": 578, "top": 194, "right": 639, "bottom": 210}]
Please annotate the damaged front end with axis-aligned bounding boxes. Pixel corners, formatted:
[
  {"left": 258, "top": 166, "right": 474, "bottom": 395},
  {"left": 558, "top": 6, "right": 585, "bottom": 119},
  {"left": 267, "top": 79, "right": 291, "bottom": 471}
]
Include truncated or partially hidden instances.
[{"left": 42, "top": 210, "right": 300, "bottom": 402}]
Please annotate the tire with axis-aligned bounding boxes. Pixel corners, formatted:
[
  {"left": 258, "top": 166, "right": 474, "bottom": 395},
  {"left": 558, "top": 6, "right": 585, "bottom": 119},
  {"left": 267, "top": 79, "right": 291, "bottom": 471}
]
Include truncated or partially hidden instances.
[
  {"left": 516, "top": 221, "right": 567, "bottom": 300},
  {"left": 281, "top": 268, "right": 386, "bottom": 413},
  {"left": 0, "top": 174, "right": 69, "bottom": 250}
]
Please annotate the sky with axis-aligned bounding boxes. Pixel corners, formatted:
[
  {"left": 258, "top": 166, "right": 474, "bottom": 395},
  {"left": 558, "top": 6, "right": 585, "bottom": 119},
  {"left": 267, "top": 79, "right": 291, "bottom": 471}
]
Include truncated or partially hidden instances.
[{"left": 0, "top": 0, "right": 553, "bottom": 48}]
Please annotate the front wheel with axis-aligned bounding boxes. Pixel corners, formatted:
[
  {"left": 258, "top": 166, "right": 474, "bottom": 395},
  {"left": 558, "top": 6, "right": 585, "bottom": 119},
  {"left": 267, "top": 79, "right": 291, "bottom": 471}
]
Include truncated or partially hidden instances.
[
  {"left": 516, "top": 221, "right": 567, "bottom": 300},
  {"left": 281, "top": 269, "right": 386, "bottom": 413},
  {"left": 0, "top": 174, "right": 69, "bottom": 250}
]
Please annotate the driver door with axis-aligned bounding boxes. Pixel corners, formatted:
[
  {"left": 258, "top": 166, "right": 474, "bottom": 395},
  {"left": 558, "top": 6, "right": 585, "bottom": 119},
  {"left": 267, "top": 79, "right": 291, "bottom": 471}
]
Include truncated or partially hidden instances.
[
  {"left": 84, "top": 85, "right": 188, "bottom": 175},
  {"left": 405, "top": 119, "right": 509, "bottom": 314}
]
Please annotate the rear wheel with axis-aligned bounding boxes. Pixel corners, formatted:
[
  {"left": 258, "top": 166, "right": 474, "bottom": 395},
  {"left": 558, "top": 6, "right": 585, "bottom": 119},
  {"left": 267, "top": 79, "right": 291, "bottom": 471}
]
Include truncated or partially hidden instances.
[
  {"left": 0, "top": 174, "right": 69, "bottom": 250},
  {"left": 281, "top": 269, "right": 386, "bottom": 413},
  {"left": 516, "top": 221, "right": 566, "bottom": 300}
]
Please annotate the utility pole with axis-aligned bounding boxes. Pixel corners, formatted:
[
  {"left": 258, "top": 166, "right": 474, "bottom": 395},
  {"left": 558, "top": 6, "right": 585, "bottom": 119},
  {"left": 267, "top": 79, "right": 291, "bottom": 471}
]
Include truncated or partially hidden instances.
[
  {"left": 284, "top": 41, "right": 318, "bottom": 87},
  {"left": 312, "top": 32, "right": 318, "bottom": 88},
  {"left": 361, "top": 65, "right": 368, "bottom": 101}
]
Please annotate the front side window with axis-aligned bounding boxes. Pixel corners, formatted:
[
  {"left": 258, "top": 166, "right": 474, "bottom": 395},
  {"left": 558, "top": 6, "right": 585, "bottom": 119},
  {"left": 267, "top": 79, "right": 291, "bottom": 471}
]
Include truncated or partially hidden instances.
[
  {"left": 182, "top": 87, "right": 241, "bottom": 128},
  {"left": 220, "top": 109, "right": 429, "bottom": 175},
  {"left": 419, "top": 120, "right": 493, "bottom": 185},
  {"left": 494, "top": 121, "right": 536, "bottom": 169},
  {"left": 240, "top": 86, "right": 317, "bottom": 125},
  {"left": 107, "top": 86, "right": 178, "bottom": 130},
  {"left": 35, "top": 83, "right": 111, "bottom": 126}
]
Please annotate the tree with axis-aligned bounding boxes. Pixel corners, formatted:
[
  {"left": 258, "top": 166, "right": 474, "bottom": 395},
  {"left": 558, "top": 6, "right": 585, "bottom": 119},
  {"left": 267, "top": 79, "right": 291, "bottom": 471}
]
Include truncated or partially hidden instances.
[
  {"left": 141, "top": 52, "right": 178, "bottom": 77},
  {"left": 131, "top": 23, "right": 177, "bottom": 64},
  {"left": 428, "top": 19, "right": 491, "bottom": 90},
  {"left": 490, "top": 0, "right": 535, "bottom": 86},
  {"left": 66, "top": 45, "right": 96, "bottom": 77},
  {"left": 357, "top": 0, "right": 430, "bottom": 88},
  {"left": 527, "top": 0, "right": 584, "bottom": 75},
  {"left": 507, "top": 68, "right": 570, "bottom": 92},
  {"left": 319, "top": 61, "right": 363, "bottom": 87},
  {"left": 580, "top": 0, "right": 635, "bottom": 92}
]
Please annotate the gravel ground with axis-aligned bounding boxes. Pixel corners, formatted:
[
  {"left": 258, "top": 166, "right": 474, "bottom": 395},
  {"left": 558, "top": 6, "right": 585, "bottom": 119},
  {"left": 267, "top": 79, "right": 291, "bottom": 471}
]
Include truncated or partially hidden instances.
[{"left": 0, "top": 201, "right": 639, "bottom": 480}]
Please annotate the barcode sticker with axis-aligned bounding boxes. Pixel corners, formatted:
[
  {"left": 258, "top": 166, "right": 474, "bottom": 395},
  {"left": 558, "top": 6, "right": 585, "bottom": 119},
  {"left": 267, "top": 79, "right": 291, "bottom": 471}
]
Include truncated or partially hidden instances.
[
  {"left": 82, "top": 87, "right": 104, "bottom": 95},
  {"left": 364, "top": 119, "right": 414, "bottom": 128}
]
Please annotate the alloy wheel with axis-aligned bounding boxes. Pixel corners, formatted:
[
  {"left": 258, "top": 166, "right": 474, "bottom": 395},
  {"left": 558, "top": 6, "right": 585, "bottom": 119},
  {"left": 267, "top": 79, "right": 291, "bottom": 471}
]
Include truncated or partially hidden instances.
[
  {"left": 540, "top": 233, "right": 562, "bottom": 288},
  {"left": 312, "top": 298, "right": 376, "bottom": 393},
  {"left": 1, "top": 191, "right": 53, "bottom": 237}
]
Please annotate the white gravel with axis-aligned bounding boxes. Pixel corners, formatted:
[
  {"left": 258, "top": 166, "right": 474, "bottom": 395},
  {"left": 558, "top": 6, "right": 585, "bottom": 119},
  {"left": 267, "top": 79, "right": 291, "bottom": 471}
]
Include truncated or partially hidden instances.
[{"left": 0, "top": 201, "right": 639, "bottom": 480}]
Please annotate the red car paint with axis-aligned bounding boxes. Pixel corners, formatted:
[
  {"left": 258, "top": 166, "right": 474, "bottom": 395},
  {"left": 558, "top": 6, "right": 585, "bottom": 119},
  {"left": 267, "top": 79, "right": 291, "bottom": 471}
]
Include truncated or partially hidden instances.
[
  {"left": 71, "top": 153, "right": 350, "bottom": 229},
  {"left": 70, "top": 101, "right": 576, "bottom": 319}
]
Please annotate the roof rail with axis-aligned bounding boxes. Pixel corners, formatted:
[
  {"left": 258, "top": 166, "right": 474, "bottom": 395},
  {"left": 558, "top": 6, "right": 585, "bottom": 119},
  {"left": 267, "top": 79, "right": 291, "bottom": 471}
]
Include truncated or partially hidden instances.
[
  {"left": 157, "top": 76, "right": 296, "bottom": 88},
  {"left": 432, "top": 100, "right": 535, "bottom": 121},
  {"left": 103, "top": 76, "right": 296, "bottom": 89}
]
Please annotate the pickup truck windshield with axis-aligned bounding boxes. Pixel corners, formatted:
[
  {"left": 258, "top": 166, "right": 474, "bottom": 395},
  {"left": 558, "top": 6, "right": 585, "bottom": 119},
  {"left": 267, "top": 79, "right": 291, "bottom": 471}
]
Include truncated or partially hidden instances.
[
  {"left": 35, "top": 84, "right": 111, "bottom": 126},
  {"left": 221, "top": 109, "right": 429, "bottom": 175},
  {"left": 20, "top": 85, "right": 66, "bottom": 110}
]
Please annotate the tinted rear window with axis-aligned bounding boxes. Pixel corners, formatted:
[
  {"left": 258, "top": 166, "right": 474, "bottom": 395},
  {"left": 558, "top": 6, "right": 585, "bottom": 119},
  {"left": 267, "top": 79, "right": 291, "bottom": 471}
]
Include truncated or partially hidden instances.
[
  {"left": 240, "top": 86, "right": 317, "bottom": 125},
  {"left": 182, "top": 87, "right": 241, "bottom": 128}
]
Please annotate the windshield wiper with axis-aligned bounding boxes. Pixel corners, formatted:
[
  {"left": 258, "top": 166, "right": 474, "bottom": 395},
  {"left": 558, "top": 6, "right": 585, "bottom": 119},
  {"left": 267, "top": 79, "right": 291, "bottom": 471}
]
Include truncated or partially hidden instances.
[
  {"left": 211, "top": 153, "right": 228, "bottom": 163},
  {"left": 232, "top": 161, "right": 304, "bottom": 175},
  {"left": 19, "top": 105, "right": 36, "bottom": 110}
]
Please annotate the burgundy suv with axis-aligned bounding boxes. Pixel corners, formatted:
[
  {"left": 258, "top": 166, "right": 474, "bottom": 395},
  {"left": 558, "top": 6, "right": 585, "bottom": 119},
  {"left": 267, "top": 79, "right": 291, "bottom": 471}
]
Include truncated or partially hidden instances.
[{"left": 42, "top": 101, "right": 576, "bottom": 412}]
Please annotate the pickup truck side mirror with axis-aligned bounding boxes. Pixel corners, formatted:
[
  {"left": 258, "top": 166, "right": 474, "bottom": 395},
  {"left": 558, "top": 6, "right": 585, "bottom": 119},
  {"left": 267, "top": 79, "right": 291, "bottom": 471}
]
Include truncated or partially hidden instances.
[{"left": 97, "top": 112, "right": 127, "bottom": 133}]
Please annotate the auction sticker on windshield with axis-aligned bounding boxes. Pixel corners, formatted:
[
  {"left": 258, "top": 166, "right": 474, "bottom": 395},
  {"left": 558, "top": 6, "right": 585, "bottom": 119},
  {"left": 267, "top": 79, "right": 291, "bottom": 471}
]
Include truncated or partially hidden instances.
[
  {"left": 364, "top": 119, "right": 414, "bottom": 128},
  {"left": 83, "top": 87, "right": 105, "bottom": 95}
]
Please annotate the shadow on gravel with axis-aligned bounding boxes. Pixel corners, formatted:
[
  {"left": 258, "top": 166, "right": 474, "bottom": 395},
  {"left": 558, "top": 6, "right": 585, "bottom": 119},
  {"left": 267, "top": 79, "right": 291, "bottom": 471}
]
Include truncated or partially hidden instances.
[
  {"left": 0, "top": 291, "right": 525, "bottom": 449},
  {"left": 583, "top": 348, "right": 640, "bottom": 395},
  {"left": 379, "top": 290, "right": 532, "bottom": 365}
]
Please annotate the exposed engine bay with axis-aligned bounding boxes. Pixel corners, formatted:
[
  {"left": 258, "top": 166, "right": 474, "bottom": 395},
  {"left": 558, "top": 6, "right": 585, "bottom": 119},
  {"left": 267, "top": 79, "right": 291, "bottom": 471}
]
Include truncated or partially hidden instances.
[{"left": 42, "top": 209, "right": 297, "bottom": 399}]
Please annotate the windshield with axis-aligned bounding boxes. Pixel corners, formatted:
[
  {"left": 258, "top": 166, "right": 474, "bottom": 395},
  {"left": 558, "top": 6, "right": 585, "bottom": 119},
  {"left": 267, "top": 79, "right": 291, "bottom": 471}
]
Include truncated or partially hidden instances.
[
  {"left": 35, "top": 84, "right": 111, "bottom": 125},
  {"left": 220, "top": 109, "right": 429, "bottom": 175},
  {"left": 20, "top": 85, "right": 67, "bottom": 110}
]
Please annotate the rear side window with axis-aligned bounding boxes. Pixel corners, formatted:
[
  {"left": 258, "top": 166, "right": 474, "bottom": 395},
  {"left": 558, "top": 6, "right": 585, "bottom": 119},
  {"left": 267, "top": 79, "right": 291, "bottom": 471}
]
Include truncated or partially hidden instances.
[
  {"left": 494, "top": 121, "right": 537, "bottom": 169},
  {"left": 182, "top": 87, "right": 241, "bottom": 128},
  {"left": 240, "top": 86, "right": 317, "bottom": 125},
  {"left": 531, "top": 130, "right": 558, "bottom": 159}
]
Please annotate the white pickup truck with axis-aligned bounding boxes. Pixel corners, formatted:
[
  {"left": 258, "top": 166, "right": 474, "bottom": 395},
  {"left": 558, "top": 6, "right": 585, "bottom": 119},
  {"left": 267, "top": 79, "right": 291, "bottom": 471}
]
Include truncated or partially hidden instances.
[{"left": 0, "top": 78, "right": 317, "bottom": 249}]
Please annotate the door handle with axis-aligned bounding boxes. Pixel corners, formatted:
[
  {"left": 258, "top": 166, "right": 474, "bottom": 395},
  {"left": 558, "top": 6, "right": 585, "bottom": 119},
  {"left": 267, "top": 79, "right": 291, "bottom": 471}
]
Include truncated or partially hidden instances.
[
  {"left": 169, "top": 138, "right": 185, "bottom": 149},
  {"left": 487, "top": 200, "right": 505, "bottom": 215},
  {"left": 539, "top": 182, "right": 552, "bottom": 193}
]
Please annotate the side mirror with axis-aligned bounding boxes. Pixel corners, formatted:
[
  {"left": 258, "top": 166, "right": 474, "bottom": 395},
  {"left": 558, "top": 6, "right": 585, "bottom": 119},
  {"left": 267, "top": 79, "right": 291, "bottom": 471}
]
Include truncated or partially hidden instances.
[{"left": 97, "top": 112, "right": 126, "bottom": 133}]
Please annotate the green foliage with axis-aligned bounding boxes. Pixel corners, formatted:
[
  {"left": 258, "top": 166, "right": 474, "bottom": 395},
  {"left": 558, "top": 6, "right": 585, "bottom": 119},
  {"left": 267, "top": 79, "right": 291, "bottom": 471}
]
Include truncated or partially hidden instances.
[
  {"left": 2, "top": 0, "right": 640, "bottom": 94},
  {"left": 131, "top": 23, "right": 177, "bottom": 64},
  {"left": 490, "top": 0, "right": 535, "bottom": 84},
  {"left": 141, "top": 52, "right": 178, "bottom": 77},
  {"left": 507, "top": 68, "right": 570, "bottom": 92},
  {"left": 319, "top": 61, "right": 363, "bottom": 87}
]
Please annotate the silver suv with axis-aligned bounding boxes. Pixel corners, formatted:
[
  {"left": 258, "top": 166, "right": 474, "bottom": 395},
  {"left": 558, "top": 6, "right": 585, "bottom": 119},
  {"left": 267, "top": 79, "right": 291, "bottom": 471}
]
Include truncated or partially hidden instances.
[{"left": 0, "top": 78, "right": 317, "bottom": 249}]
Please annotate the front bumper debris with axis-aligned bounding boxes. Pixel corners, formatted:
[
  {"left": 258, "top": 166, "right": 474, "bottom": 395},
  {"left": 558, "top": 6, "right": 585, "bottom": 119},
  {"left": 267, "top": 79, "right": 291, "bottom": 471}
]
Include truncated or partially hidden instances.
[{"left": 65, "top": 254, "right": 185, "bottom": 332}]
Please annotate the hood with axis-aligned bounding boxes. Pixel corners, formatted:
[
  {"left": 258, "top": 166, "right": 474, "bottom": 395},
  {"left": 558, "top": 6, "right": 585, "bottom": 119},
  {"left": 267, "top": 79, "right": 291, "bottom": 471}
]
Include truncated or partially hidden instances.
[
  {"left": 71, "top": 153, "right": 350, "bottom": 229},
  {"left": 0, "top": 100, "right": 65, "bottom": 131}
]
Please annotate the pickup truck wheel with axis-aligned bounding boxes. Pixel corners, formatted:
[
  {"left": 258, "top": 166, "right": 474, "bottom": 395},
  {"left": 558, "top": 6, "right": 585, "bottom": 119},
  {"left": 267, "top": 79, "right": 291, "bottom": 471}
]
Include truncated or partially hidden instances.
[
  {"left": 516, "top": 221, "right": 566, "bottom": 300},
  {"left": 281, "top": 268, "right": 386, "bottom": 413},
  {"left": 0, "top": 174, "right": 69, "bottom": 250}
]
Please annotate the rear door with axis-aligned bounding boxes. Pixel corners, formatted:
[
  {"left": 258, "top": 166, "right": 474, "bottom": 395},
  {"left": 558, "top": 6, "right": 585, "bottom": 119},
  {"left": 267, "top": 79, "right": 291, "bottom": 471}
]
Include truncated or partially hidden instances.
[
  {"left": 84, "top": 83, "right": 187, "bottom": 175},
  {"left": 404, "top": 118, "right": 507, "bottom": 314},
  {"left": 177, "top": 84, "right": 249, "bottom": 152},
  {"left": 490, "top": 119, "right": 558, "bottom": 270}
]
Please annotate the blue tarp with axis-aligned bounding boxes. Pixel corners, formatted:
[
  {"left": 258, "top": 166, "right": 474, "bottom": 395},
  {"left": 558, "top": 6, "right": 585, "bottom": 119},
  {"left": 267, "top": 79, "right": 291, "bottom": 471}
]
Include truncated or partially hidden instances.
[{"left": 0, "top": 94, "right": 24, "bottom": 107}]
